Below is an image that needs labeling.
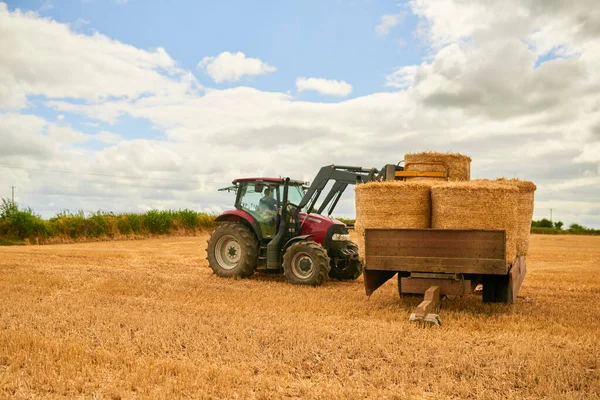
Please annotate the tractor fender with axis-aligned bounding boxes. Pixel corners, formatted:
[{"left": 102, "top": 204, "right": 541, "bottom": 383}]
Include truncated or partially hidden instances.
[
  {"left": 283, "top": 235, "right": 314, "bottom": 252},
  {"left": 215, "top": 210, "right": 262, "bottom": 241}
]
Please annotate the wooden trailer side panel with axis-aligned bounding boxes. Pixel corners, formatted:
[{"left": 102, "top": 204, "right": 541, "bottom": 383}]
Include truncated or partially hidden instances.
[
  {"left": 365, "top": 229, "right": 508, "bottom": 275},
  {"left": 363, "top": 229, "right": 509, "bottom": 296}
]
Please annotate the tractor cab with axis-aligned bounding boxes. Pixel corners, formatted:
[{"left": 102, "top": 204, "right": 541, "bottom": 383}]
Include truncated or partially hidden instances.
[{"left": 231, "top": 178, "right": 305, "bottom": 240}]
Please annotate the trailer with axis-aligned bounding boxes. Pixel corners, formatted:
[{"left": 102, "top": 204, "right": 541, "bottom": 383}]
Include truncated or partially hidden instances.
[{"left": 363, "top": 228, "right": 527, "bottom": 323}]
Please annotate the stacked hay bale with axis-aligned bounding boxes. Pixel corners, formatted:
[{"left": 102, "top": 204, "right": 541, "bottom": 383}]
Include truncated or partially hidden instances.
[
  {"left": 404, "top": 152, "right": 471, "bottom": 182},
  {"left": 354, "top": 181, "right": 432, "bottom": 260},
  {"left": 354, "top": 152, "right": 534, "bottom": 266},
  {"left": 431, "top": 181, "right": 519, "bottom": 264},
  {"left": 495, "top": 179, "right": 537, "bottom": 256}
]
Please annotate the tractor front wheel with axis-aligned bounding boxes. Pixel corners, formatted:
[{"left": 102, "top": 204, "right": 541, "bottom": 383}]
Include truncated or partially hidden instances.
[
  {"left": 283, "top": 240, "right": 330, "bottom": 286},
  {"left": 206, "top": 222, "right": 258, "bottom": 278}
]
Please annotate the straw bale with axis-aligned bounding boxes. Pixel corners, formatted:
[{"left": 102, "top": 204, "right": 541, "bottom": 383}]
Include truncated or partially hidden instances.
[
  {"left": 431, "top": 181, "right": 519, "bottom": 264},
  {"left": 354, "top": 221, "right": 366, "bottom": 261},
  {"left": 404, "top": 151, "right": 471, "bottom": 181},
  {"left": 354, "top": 181, "right": 432, "bottom": 261},
  {"left": 495, "top": 179, "right": 536, "bottom": 256}
]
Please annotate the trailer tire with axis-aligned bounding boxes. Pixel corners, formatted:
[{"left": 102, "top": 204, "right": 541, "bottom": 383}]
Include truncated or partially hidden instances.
[
  {"left": 206, "top": 222, "right": 258, "bottom": 278},
  {"left": 482, "top": 274, "right": 511, "bottom": 303},
  {"left": 283, "top": 240, "right": 330, "bottom": 286}
]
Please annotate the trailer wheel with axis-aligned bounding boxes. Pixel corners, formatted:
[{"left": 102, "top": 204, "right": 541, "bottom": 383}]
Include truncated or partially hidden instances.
[
  {"left": 329, "top": 244, "right": 363, "bottom": 280},
  {"left": 283, "top": 240, "right": 330, "bottom": 286},
  {"left": 206, "top": 222, "right": 258, "bottom": 278},
  {"left": 482, "top": 275, "right": 511, "bottom": 303}
]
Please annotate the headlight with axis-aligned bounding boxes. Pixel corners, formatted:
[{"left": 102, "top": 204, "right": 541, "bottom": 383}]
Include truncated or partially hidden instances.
[{"left": 332, "top": 233, "right": 351, "bottom": 241}]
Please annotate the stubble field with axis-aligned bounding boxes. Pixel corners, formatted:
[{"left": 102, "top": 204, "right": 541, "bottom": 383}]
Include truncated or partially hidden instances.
[{"left": 1, "top": 233, "right": 599, "bottom": 399}]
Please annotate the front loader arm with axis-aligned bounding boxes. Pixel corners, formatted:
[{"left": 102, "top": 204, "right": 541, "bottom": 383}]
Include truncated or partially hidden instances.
[{"left": 297, "top": 165, "right": 380, "bottom": 216}]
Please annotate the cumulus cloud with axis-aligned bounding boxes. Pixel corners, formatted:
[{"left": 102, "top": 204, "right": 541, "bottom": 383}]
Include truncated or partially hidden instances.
[
  {"left": 296, "top": 77, "right": 352, "bottom": 97},
  {"left": 93, "top": 131, "right": 122, "bottom": 144},
  {"left": 197, "top": 51, "right": 276, "bottom": 83},
  {"left": 375, "top": 13, "right": 404, "bottom": 37},
  {"left": 0, "top": 113, "right": 54, "bottom": 159},
  {"left": 0, "top": 3, "right": 197, "bottom": 110}
]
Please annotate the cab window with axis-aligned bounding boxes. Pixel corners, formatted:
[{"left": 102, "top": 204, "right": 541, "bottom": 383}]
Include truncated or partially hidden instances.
[{"left": 238, "top": 182, "right": 280, "bottom": 238}]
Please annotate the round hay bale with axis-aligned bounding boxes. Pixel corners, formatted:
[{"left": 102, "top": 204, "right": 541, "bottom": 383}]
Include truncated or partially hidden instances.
[
  {"left": 431, "top": 181, "right": 519, "bottom": 264},
  {"left": 404, "top": 152, "right": 471, "bottom": 182},
  {"left": 354, "top": 181, "right": 432, "bottom": 261},
  {"left": 495, "top": 179, "right": 536, "bottom": 256}
]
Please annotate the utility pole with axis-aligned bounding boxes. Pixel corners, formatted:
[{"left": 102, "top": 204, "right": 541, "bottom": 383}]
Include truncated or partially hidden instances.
[
  {"left": 550, "top": 208, "right": 553, "bottom": 223},
  {"left": 10, "top": 186, "right": 15, "bottom": 205}
]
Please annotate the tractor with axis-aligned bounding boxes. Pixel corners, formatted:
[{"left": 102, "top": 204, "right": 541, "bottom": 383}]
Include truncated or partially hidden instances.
[{"left": 206, "top": 165, "right": 402, "bottom": 286}]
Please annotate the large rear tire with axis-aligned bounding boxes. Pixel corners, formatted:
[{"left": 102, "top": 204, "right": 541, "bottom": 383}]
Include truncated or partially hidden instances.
[
  {"left": 206, "top": 222, "right": 258, "bottom": 278},
  {"left": 329, "top": 243, "right": 363, "bottom": 280},
  {"left": 283, "top": 240, "right": 330, "bottom": 286}
]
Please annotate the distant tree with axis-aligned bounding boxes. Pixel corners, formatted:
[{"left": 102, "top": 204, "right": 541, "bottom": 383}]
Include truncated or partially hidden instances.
[
  {"left": 569, "top": 223, "right": 586, "bottom": 232},
  {"left": 553, "top": 221, "right": 564, "bottom": 230},
  {"left": 0, "top": 198, "right": 18, "bottom": 219},
  {"left": 532, "top": 218, "right": 553, "bottom": 228}
]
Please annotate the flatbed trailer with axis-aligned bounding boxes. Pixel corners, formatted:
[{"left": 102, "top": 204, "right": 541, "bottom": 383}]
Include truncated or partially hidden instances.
[{"left": 363, "top": 228, "right": 527, "bottom": 303}]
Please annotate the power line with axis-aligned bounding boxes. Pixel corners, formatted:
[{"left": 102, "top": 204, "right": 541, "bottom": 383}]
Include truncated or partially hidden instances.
[{"left": 0, "top": 163, "right": 217, "bottom": 184}]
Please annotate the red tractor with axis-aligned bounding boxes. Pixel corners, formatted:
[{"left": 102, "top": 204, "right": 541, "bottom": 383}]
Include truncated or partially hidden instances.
[{"left": 206, "top": 165, "right": 399, "bottom": 286}]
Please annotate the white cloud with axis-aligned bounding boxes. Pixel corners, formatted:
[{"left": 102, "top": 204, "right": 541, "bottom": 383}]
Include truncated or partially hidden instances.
[
  {"left": 197, "top": 51, "right": 276, "bottom": 83},
  {"left": 574, "top": 142, "right": 600, "bottom": 163},
  {"left": 70, "top": 18, "right": 90, "bottom": 32},
  {"left": 56, "top": 114, "right": 64, "bottom": 121},
  {"left": 0, "top": 3, "right": 198, "bottom": 110},
  {"left": 93, "top": 130, "right": 122, "bottom": 144},
  {"left": 375, "top": 13, "right": 404, "bottom": 38},
  {"left": 296, "top": 77, "right": 352, "bottom": 97},
  {"left": 0, "top": 113, "right": 54, "bottom": 158},
  {"left": 46, "top": 124, "right": 88, "bottom": 144}
]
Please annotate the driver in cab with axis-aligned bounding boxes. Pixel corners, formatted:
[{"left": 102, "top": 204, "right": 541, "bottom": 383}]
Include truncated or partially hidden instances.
[{"left": 259, "top": 187, "right": 277, "bottom": 212}]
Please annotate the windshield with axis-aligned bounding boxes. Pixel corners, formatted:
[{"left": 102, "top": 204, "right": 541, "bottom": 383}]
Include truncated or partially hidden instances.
[{"left": 287, "top": 185, "right": 305, "bottom": 206}]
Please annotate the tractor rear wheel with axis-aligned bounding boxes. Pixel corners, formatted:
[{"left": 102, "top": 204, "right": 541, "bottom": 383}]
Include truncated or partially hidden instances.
[
  {"left": 283, "top": 240, "right": 330, "bottom": 286},
  {"left": 329, "top": 244, "right": 363, "bottom": 280},
  {"left": 206, "top": 222, "right": 258, "bottom": 278}
]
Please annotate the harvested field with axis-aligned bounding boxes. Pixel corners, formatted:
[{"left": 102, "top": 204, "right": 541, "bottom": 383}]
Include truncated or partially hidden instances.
[{"left": 1, "top": 234, "right": 599, "bottom": 399}]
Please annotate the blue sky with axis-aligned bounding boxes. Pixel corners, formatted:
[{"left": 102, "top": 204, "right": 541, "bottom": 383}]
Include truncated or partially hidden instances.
[{"left": 1, "top": 0, "right": 600, "bottom": 227}]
